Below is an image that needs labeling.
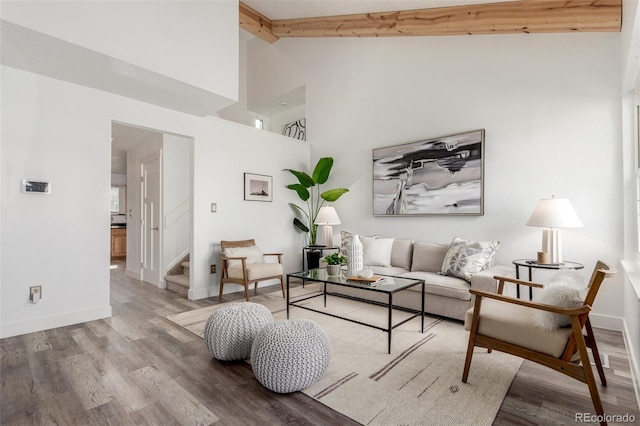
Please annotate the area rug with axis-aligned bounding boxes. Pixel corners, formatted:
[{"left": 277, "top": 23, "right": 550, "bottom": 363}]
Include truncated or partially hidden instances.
[{"left": 166, "top": 283, "right": 522, "bottom": 425}]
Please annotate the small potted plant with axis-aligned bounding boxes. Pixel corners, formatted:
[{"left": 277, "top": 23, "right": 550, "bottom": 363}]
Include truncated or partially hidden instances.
[{"left": 324, "top": 252, "right": 346, "bottom": 276}]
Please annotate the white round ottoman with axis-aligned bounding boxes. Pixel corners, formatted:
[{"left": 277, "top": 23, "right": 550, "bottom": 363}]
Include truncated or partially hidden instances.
[
  {"left": 204, "top": 302, "right": 273, "bottom": 361},
  {"left": 251, "top": 319, "right": 331, "bottom": 393}
]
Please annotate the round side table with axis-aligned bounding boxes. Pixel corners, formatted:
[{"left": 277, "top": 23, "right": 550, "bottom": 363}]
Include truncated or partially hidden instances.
[{"left": 512, "top": 259, "right": 584, "bottom": 300}]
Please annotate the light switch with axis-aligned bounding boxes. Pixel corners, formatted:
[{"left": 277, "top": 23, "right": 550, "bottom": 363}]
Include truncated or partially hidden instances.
[{"left": 211, "top": 203, "right": 217, "bottom": 213}]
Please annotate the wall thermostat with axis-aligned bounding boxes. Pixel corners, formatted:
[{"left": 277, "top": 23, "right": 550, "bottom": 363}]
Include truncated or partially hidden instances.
[{"left": 22, "top": 179, "right": 51, "bottom": 194}]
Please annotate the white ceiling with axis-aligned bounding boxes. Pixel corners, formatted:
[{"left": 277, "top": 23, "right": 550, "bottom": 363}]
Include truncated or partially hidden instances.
[{"left": 242, "top": 0, "right": 513, "bottom": 20}]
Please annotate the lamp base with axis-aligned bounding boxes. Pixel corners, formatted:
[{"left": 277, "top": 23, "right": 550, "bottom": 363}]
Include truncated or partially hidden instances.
[
  {"left": 322, "top": 225, "right": 334, "bottom": 248},
  {"left": 541, "top": 228, "right": 562, "bottom": 264}
]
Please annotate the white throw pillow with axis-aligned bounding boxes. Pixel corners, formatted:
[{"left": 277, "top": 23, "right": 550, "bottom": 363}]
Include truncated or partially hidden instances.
[
  {"left": 223, "top": 245, "right": 264, "bottom": 268},
  {"left": 532, "top": 272, "right": 587, "bottom": 331},
  {"left": 441, "top": 237, "right": 499, "bottom": 282},
  {"left": 360, "top": 236, "right": 395, "bottom": 267}
]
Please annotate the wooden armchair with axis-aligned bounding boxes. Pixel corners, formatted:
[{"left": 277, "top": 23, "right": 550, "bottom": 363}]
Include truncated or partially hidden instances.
[
  {"left": 219, "top": 239, "right": 285, "bottom": 301},
  {"left": 462, "top": 261, "right": 616, "bottom": 425}
]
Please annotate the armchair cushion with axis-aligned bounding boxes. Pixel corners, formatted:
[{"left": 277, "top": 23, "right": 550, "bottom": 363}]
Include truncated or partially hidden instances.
[
  {"left": 441, "top": 237, "right": 499, "bottom": 282},
  {"left": 464, "top": 299, "right": 573, "bottom": 358},
  {"left": 227, "top": 263, "right": 283, "bottom": 281},
  {"left": 223, "top": 245, "right": 264, "bottom": 268}
]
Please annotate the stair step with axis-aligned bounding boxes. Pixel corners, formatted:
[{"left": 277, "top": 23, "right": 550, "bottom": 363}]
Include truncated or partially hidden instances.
[
  {"left": 182, "top": 261, "right": 190, "bottom": 268},
  {"left": 165, "top": 274, "right": 189, "bottom": 297},
  {"left": 165, "top": 274, "right": 189, "bottom": 287}
]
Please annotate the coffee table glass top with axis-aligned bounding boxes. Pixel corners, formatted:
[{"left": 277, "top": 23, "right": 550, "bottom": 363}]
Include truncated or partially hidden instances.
[{"left": 288, "top": 268, "right": 422, "bottom": 293}]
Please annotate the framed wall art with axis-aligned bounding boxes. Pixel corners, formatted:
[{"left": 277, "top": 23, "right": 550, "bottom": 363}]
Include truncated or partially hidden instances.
[
  {"left": 282, "top": 118, "right": 306, "bottom": 141},
  {"left": 372, "top": 129, "right": 485, "bottom": 216},
  {"left": 244, "top": 173, "right": 273, "bottom": 202}
]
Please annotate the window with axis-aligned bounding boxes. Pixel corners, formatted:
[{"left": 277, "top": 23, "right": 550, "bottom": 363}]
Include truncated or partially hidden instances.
[{"left": 255, "top": 118, "right": 264, "bottom": 130}]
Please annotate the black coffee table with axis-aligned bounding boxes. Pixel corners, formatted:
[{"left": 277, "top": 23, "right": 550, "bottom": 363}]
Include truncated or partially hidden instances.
[{"left": 286, "top": 268, "right": 425, "bottom": 354}]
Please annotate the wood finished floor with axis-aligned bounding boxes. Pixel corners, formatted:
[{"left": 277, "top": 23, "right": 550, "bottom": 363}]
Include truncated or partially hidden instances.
[{"left": 0, "top": 260, "right": 638, "bottom": 425}]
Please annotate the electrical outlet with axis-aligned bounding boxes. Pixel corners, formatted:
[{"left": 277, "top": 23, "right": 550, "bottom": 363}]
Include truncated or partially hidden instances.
[
  {"left": 29, "top": 285, "right": 42, "bottom": 302},
  {"left": 210, "top": 264, "right": 216, "bottom": 274}
]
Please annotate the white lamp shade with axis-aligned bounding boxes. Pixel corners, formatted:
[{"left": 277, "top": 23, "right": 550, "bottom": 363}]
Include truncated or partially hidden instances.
[
  {"left": 526, "top": 195, "right": 583, "bottom": 228},
  {"left": 314, "top": 206, "right": 341, "bottom": 225}
]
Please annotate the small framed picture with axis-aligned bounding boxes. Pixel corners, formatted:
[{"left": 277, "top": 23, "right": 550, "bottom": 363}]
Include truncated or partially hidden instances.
[{"left": 244, "top": 173, "right": 272, "bottom": 202}]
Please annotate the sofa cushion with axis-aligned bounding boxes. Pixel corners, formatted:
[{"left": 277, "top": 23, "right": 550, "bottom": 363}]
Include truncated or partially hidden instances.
[
  {"left": 390, "top": 238, "right": 413, "bottom": 270},
  {"left": 441, "top": 237, "right": 499, "bottom": 282},
  {"left": 411, "top": 242, "right": 449, "bottom": 272},
  {"left": 360, "top": 236, "right": 394, "bottom": 267},
  {"left": 400, "top": 271, "right": 472, "bottom": 301},
  {"left": 369, "top": 266, "right": 410, "bottom": 276}
]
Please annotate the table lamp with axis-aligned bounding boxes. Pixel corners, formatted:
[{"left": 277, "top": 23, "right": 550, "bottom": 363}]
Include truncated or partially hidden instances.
[
  {"left": 526, "top": 195, "right": 583, "bottom": 264},
  {"left": 314, "top": 206, "right": 341, "bottom": 247}
]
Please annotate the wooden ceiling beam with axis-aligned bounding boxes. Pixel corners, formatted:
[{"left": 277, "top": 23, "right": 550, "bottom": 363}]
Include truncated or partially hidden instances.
[
  {"left": 270, "top": 0, "right": 621, "bottom": 38},
  {"left": 239, "top": 2, "right": 279, "bottom": 44}
]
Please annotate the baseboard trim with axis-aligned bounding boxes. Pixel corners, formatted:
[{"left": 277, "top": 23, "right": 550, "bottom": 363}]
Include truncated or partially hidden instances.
[
  {"left": 622, "top": 319, "right": 640, "bottom": 411},
  {"left": 0, "top": 305, "right": 112, "bottom": 339},
  {"left": 189, "top": 285, "right": 216, "bottom": 300},
  {"left": 126, "top": 268, "right": 141, "bottom": 280},
  {"left": 589, "top": 313, "right": 624, "bottom": 331}
]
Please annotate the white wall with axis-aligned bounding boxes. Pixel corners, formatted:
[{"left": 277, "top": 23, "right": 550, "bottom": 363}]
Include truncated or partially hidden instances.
[
  {"left": 247, "top": 33, "right": 624, "bottom": 326},
  {"left": 0, "top": 0, "right": 238, "bottom": 99},
  {"left": 1, "top": 66, "right": 112, "bottom": 337},
  {"left": 163, "top": 133, "right": 192, "bottom": 271},
  {"left": 0, "top": 65, "right": 309, "bottom": 338},
  {"left": 191, "top": 121, "right": 310, "bottom": 299}
]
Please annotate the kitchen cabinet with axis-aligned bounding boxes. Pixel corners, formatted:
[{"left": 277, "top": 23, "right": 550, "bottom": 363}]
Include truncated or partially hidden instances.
[{"left": 111, "top": 228, "right": 126, "bottom": 259}]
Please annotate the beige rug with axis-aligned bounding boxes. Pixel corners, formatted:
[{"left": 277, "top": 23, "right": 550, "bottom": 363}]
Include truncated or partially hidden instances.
[{"left": 166, "top": 283, "right": 522, "bottom": 425}]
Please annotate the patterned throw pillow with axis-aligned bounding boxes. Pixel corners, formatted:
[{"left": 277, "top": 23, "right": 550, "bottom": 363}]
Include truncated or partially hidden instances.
[
  {"left": 441, "top": 237, "right": 499, "bottom": 282},
  {"left": 340, "top": 231, "right": 378, "bottom": 256}
]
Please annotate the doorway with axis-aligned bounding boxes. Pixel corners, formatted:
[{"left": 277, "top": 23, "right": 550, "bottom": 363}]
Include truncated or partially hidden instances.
[{"left": 110, "top": 122, "right": 193, "bottom": 291}]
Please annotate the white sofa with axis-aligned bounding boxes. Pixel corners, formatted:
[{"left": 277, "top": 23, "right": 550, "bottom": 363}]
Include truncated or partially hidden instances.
[{"left": 328, "top": 236, "right": 514, "bottom": 321}]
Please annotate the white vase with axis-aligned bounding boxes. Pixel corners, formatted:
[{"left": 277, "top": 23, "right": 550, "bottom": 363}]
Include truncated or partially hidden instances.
[{"left": 346, "top": 234, "right": 363, "bottom": 277}]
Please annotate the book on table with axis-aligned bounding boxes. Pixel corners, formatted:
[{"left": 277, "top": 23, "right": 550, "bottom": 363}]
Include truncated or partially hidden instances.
[{"left": 346, "top": 275, "right": 386, "bottom": 286}]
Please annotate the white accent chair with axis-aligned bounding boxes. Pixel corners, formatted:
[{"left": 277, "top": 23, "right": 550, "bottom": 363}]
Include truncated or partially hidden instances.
[
  {"left": 220, "top": 239, "right": 285, "bottom": 301},
  {"left": 462, "top": 261, "right": 616, "bottom": 426}
]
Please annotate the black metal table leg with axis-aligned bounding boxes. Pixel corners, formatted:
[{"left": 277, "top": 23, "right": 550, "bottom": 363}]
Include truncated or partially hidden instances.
[
  {"left": 388, "top": 293, "right": 393, "bottom": 354},
  {"left": 515, "top": 265, "right": 521, "bottom": 298},
  {"left": 286, "top": 275, "right": 290, "bottom": 319},
  {"left": 421, "top": 281, "right": 425, "bottom": 333}
]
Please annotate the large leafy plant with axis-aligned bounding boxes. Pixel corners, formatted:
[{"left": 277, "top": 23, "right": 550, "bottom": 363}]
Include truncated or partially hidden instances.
[{"left": 284, "top": 157, "right": 349, "bottom": 245}]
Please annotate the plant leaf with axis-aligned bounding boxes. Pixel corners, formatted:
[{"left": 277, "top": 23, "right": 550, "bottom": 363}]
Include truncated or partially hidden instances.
[
  {"left": 312, "top": 157, "right": 333, "bottom": 184},
  {"left": 288, "top": 202, "right": 309, "bottom": 219},
  {"left": 286, "top": 183, "right": 310, "bottom": 201},
  {"left": 283, "top": 169, "right": 314, "bottom": 187},
  {"left": 321, "top": 188, "right": 349, "bottom": 202},
  {"left": 293, "top": 218, "right": 309, "bottom": 233}
]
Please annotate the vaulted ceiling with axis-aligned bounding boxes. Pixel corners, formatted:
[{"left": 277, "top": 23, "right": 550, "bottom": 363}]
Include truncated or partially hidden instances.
[{"left": 240, "top": 0, "right": 622, "bottom": 44}]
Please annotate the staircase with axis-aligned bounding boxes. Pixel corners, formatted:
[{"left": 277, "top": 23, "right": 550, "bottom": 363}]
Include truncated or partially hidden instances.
[{"left": 164, "top": 254, "right": 190, "bottom": 297}]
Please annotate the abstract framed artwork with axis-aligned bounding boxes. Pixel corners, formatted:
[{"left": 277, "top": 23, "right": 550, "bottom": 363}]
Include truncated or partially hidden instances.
[
  {"left": 244, "top": 173, "right": 273, "bottom": 202},
  {"left": 282, "top": 118, "right": 306, "bottom": 141},
  {"left": 373, "top": 129, "right": 485, "bottom": 216}
]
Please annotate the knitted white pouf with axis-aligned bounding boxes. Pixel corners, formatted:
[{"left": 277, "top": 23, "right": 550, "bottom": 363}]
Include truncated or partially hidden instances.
[
  {"left": 251, "top": 319, "right": 331, "bottom": 393},
  {"left": 204, "top": 302, "right": 273, "bottom": 361}
]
